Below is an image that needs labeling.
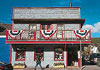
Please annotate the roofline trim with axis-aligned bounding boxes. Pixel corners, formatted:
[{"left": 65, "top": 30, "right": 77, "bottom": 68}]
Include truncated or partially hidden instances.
[{"left": 13, "top": 7, "right": 80, "bottom": 9}]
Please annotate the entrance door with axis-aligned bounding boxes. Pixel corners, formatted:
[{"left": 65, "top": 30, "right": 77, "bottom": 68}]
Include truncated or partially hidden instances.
[{"left": 67, "top": 46, "right": 78, "bottom": 66}]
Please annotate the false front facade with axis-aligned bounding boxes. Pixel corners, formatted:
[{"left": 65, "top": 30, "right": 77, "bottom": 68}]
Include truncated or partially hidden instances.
[{"left": 6, "top": 7, "right": 91, "bottom": 67}]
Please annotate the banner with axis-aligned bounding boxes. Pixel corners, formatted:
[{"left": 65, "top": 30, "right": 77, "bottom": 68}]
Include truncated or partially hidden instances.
[
  {"left": 74, "top": 30, "right": 90, "bottom": 38},
  {"left": 8, "top": 30, "right": 23, "bottom": 39},
  {"left": 40, "top": 30, "right": 56, "bottom": 39}
]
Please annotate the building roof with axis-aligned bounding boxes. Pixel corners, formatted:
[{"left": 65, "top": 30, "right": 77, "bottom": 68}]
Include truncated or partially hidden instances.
[
  {"left": 0, "top": 23, "right": 12, "bottom": 35},
  {"left": 13, "top": 19, "right": 85, "bottom": 27},
  {"left": 13, "top": 7, "right": 80, "bottom": 8},
  {"left": 13, "top": 19, "right": 85, "bottom": 22}
]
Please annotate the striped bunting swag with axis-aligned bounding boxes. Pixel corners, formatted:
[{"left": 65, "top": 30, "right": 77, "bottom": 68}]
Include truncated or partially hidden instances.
[
  {"left": 74, "top": 30, "right": 90, "bottom": 38},
  {"left": 8, "top": 30, "right": 23, "bottom": 39},
  {"left": 40, "top": 30, "right": 56, "bottom": 40}
]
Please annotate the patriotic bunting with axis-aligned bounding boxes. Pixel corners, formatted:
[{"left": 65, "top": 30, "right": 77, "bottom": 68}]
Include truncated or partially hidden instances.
[
  {"left": 74, "top": 30, "right": 90, "bottom": 38},
  {"left": 8, "top": 30, "right": 23, "bottom": 39},
  {"left": 40, "top": 30, "right": 56, "bottom": 39}
]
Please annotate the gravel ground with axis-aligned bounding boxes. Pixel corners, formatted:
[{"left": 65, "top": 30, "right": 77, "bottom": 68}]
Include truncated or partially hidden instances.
[{"left": 81, "top": 65, "right": 100, "bottom": 70}]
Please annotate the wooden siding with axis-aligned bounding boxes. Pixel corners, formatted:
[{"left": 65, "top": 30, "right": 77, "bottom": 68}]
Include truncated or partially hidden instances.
[
  {"left": 13, "top": 8, "right": 80, "bottom": 19},
  {"left": 13, "top": 24, "right": 79, "bottom": 30},
  {"left": 11, "top": 44, "right": 66, "bottom": 67},
  {"left": 13, "top": 24, "right": 29, "bottom": 30},
  {"left": 64, "top": 24, "right": 79, "bottom": 30}
]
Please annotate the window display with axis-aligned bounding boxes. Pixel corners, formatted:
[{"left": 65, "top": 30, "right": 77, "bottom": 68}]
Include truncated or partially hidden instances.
[
  {"left": 16, "top": 47, "right": 26, "bottom": 61},
  {"left": 54, "top": 47, "right": 64, "bottom": 61}
]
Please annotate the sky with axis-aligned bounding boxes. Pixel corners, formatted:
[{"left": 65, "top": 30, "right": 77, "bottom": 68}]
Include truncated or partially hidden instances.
[
  {"left": 0, "top": 38, "right": 10, "bottom": 63},
  {"left": 0, "top": 0, "right": 100, "bottom": 37}
]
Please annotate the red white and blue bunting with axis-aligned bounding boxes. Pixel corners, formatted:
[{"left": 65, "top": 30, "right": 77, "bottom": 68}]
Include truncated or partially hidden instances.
[
  {"left": 8, "top": 30, "right": 23, "bottom": 39},
  {"left": 74, "top": 30, "right": 90, "bottom": 38},
  {"left": 40, "top": 30, "right": 56, "bottom": 39}
]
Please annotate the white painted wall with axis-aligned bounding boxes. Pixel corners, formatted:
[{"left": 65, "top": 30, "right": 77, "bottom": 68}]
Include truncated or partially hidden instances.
[{"left": 11, "top": 45, "right": 67, "bottom": 67}]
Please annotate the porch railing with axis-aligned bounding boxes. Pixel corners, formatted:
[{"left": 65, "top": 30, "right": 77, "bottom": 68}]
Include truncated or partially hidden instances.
[{"left": 6, "top": 30, "right": 91, "bottom": 41}]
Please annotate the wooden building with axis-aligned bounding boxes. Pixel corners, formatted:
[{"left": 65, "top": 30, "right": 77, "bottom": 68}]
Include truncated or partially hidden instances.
[{"left": 6, "top": 7, "right": 91, "bottom": 68}]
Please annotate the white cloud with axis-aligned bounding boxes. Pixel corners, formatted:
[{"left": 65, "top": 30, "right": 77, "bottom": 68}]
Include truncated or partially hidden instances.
[{"left": 82, "top": 22, "right": 100, "bottom": 33}]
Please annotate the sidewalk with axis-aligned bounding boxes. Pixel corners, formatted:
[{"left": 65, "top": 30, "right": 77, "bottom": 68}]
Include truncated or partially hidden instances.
[
  {"left": 14, "top": 67, "right": 80, "bottom": 70},
  {"left": 14, "top": 65, "right": 100, "bottom": 70}
]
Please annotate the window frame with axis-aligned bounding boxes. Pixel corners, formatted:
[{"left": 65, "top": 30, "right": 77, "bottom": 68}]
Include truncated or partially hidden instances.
[
  {"left": 15, "top": 47, "right": 26, "bottom": 61},
  {"left": 54, "top": 47, "right": 64, "bottom": 61}
]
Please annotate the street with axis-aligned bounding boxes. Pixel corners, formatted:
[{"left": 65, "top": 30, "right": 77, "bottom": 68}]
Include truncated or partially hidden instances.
[
  {"left": 82, "top": 65, "right": 100, "bottom": 70},
  {"left": 14, "top": 65, "right": 100, "bottom": 70}
]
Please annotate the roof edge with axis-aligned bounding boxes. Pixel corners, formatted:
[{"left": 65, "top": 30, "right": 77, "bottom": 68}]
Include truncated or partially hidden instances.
[{"left": 13, "top": 7, "right": 80, "bottom": 9}]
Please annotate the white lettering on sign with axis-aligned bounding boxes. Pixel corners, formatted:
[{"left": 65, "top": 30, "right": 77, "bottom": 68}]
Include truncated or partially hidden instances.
[{"left": 14, "top": 8, "right": 80, "bottom": 19}]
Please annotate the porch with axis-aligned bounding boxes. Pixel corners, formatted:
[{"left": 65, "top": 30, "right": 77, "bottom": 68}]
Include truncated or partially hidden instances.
[
  {"left": 14, "top": 67, "right": 80, "bottom": 70},
  {"left": 6, "top": 30, "right": 91, "bottom": 44}
]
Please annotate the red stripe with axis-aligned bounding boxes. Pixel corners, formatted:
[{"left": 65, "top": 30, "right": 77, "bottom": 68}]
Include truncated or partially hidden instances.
[
  {"left": 47, "top": 30, "right": 50, "bottom": 32},
  {"left": 78, "top": 59, "right": 80, "bottom": 67},
  {"left": 80, "top": 30, "right": 84, "bottom": 32},
  {"left": 9, "top": 45, "right": 12, "bottom": 64},
  {"left": 13, "top": 30, "right": 17, "bottom": 32},
  {"left": 6, "top": 41, "right": 91, "bottom": 44}
]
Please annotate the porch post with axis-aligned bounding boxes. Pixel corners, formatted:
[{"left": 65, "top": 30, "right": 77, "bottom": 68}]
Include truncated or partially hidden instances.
[
  {"left": 80, "top": 40, "right": 82, "bottom": 68},
  {"left": 65, "top": 44, "right": 67, "bottom": 67}
]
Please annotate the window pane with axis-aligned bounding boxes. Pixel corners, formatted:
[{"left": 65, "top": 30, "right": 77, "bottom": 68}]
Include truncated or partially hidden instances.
[
  {"left": 55, "top": 47, "right": 64, "bottom": 60},
  {"left": 41, "top": 24, "right": 51, "bottom": 30},
  {"left": 41, "top": 24, "right": 45, "bottom": 30},
  {"left": 16, "top": 47, "right": 25, "bottom": 60},
  {"left": 57, "top": 31, "right": 62, "bottom": 39},
  {"left": 37, "top": 24, "right": 40, "bottom": 30},
  {"left": 30, "top": 24, "right": 36, "bottom": 30},
  {"left": 47, "top": 25, "right": 50, "bottom": 30},
  {"left": 64, "top": 24, "right": 79, "bottom": 30},
  {"left": 57, "top": 24, "right": 64, "bottom": 30},
  {"left": 29, "top": 31, "right": 35, "bottom": 39}
]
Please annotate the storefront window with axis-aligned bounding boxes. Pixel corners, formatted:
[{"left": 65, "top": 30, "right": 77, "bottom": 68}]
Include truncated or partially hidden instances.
[
  {"left": 54, "top": 47, "right": 64, "bottom": 61},
  {"left": 34, "top": 47, "right": 44, "bottom": 61},
  {"left": 15, "top": 47, "right": 26, "bottom": 61}
]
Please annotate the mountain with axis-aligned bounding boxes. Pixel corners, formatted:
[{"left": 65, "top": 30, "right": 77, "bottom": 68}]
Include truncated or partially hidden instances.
[{"left": 91, "top": 38, "right": 100, "bottom": 46}]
